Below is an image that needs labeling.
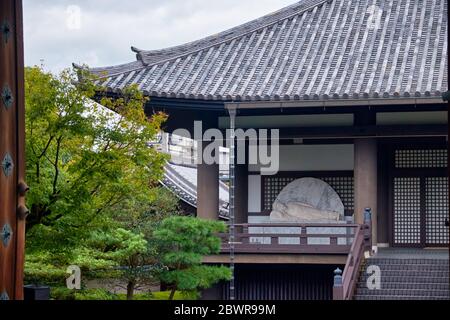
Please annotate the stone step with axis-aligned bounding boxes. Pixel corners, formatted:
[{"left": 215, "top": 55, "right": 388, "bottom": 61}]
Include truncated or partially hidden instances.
[
  {"left": 361, "top": 263, "right": 450, "bottom": 271},
  {"left": 354, "top": 252, "right": 450, "bottom": 300},
  {"left": 354, "top": 295, "right": 450, "bottom": 301},
  {"left": 359, "top": 274, "right": 449, "bottom": 283},
  {"left": 367, "top": 258, "right": 449, "bottom": 265},
  {"left": 355, "top": 288, "right": 450, "bottom": 297},
  {"left": 356, "top": 282, "right": 450, "bottom": 290},
  {"left": 358, "top": 269, "right": 449, "bottom": 277}
]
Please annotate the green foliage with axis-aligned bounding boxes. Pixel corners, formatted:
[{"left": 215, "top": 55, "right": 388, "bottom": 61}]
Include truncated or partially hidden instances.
[
  {"left": 154, "top": 216, "right": 227, "bottom": 260},
  {"left": 25, "top": 251, "right": 68, "bottom": 285},
  {"left": 25, "top": 66, "right": 168, "bottom": 237},
  {"left": 51, "top": 287, "right": 116, "bottom": 300},
  {"left": 24, "top": 66, "right": 171, "bottom": 290},
  {"left": 109, "top": 187, "right": 180, "bottom": 299},
  {"left": 114, "top": 292, "right": 154, "bottom": 300},
  {"left": 50, "top": 288, "right": 196, "bottom": 301},
  {"left": 149, "top": 291, "right": 197, "bottom": 300},
  {"left": 74, "top": 288, "right": 117, "bottom": 300},
  {"left": 154, "top": 217, "right": 231, "bottom": 299},
  {"left": 50, "top": 287, "right": 77, "bottom": 300},
  {"left": 23, "top": 66, "right": 222, "bottom": 301}
]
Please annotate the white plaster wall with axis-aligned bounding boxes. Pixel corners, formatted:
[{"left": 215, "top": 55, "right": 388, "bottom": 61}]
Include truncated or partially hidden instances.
[{"left": 248, "top": 144, "right": 354, "bottom": 172}]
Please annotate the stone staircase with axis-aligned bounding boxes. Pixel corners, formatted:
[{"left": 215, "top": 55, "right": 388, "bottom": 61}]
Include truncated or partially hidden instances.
[{"left": 354, "top": 248, "right": 450, "bottom": 300}]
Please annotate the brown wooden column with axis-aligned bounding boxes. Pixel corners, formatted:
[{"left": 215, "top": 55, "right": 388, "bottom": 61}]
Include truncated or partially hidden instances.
[
  {"left": 354, "top": 138, "right": 378, "bottom": 244},
  {"left": 197, "top": 140, "right": 219, "bottom": 220},
  {"left": 234, "top": 162, "right": 248, "bottom": 224},
  {"left": 0, "top": 0, "right": 27, "bottom": 300},
  {"left": 377, "top": 140, "right": 389, "bottom": 245}
]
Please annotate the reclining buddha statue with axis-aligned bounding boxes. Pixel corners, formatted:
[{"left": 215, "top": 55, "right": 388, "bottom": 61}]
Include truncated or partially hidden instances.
[{"left": 270, "top": 177, "right": 345, "bottom": 223}]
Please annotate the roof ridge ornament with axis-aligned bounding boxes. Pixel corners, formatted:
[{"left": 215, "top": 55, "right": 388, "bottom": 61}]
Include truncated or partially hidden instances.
[
  {"left": 130, "top": 46, "right": 141, "bottom": 53},
  {"left": 130, "top": 46, "right": 147, "bottom": 65}
]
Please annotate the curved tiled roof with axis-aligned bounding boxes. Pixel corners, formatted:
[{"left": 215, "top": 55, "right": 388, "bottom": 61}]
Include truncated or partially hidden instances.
[
  {"left": 161, "top": 162, "right": 229, "bottom": 219},
  {"left": 85, "top": 0, "right": 448, "bottom": 102}
]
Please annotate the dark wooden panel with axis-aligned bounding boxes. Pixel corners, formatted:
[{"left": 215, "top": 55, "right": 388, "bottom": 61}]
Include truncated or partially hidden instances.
[
  {"left": 393, "top": 177, "right": 422, "bottom": 246},
  {"left": 267, "top": 124, "right": 447, "bottom": 139},
  {"left": 219, "top": 264, "right": 341, "bottom": 300},
  {"left": 390, "top": 146, "right": 448, "bottom": 247},
  {"left": 425, "top": 177, "right": 449, "bottom": 246}
]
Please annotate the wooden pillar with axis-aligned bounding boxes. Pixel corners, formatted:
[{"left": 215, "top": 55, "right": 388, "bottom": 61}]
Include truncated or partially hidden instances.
[
  {"left": 234, "top": 137, "right": 248, "bottom": 224},
  {"left": 377, "top": 140, "right": 389, "bottom": 245},
  {"left": 0, "top": 0, "right": 27, "bottom": 300},
  {"left": 197, "top": 140, "right": 219, "bottom": 220},
  {"left": 234, "top": 163, "right": 248, "bottom": 224},
  {"left": 354, "top": 138, "right": 378, "bottom": 244}
]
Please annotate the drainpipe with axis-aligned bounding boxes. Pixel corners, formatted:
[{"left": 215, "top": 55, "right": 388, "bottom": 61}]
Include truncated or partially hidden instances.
[{"left": 228, "top": 105, "right": 237, "bottom": 300}]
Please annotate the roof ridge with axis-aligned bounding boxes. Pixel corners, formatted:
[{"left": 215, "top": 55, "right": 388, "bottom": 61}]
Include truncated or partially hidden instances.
[
  {"left": 76, "top": 60, "right": 144, "bottom": 78},
  {"left": 136, "top": 0, "right": 331, "bottom": 67}
]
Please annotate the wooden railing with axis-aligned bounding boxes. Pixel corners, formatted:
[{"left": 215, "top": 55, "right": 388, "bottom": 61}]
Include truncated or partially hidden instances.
[
  {"left": 333, "top": 215, "right": 372, "bottom": 300},
  {"left": 219, "top": 223, "right": 360, "bottom": 255},
  {"left": 217, "top": 217, "right": 372, "bottom": 301}
]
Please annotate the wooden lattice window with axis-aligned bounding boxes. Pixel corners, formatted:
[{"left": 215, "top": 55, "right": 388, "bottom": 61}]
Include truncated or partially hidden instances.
[
  {"left": 395, "top": 149, "right": 447, "bottom": 168},
  {"left": 262, "top": 174, "right": 354, "bottom": 213},
  {"left": 393, "top": 177, "right": 421, "bottom": 245},
  {"left": 425, "top": 177, "right": 449, "bottom": 245},
  {"left": 263, "top": 177, "right": 295, "bottom": 210}
]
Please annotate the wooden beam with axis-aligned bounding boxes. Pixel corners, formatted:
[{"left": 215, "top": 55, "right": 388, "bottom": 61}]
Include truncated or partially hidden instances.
[
  {"left": 273, "top": 124, "right": 447, "bottom": 139},
  {"left": 226, "top": 97, "right": 445, "bottom": 110},
  {"left": 203, "top": 254, "right": 347, "bottom": 265}
]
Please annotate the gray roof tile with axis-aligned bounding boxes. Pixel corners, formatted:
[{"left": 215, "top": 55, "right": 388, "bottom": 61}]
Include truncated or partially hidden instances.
[
  {"left": 161, "top": 163, "right": 229, "bottom": 219},
  {"left": 84, "top": 0, "right": 448, "bottom": 101}
]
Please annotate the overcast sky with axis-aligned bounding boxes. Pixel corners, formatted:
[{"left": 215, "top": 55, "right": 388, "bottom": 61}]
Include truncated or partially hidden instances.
[{"left": 23, "top": 0, "right": 295, "bottom": 74}]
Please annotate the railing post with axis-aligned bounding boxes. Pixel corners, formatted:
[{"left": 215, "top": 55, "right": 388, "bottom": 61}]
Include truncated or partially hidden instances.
[
  {"left": 242, "top": 225, "right": 249, "bottom": 244},
  {"left": 271, "top": 236, "right": 278, "bottom": 245},
  {"left": 364, "top": 208, "right": 372, "bottom": 251},
  {"left": 345, "top": 216, "right": 353, "bottom": 246},
  {"left": 330, "top": 236, "right": 338, "bottom": 246},
  {"left": 300, "top": 226, "right": 307, "bottom": 246},
  {"left": 333, "top": 268, "right": 344, "bottom": 300}
]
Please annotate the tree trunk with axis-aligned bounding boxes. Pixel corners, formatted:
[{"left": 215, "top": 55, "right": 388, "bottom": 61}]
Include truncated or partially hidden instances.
[
  {"left": 169, "top": 287, "right": 176, "bottom": 300},
  {"left": 126, "top": 280, "right": 135, "bottom": 300}
]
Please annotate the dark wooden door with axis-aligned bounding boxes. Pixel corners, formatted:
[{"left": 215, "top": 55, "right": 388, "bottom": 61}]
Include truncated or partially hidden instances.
[
  {"left": 391, "top": 147, "right": 449, "bottom": 247},
  {"left": 0, "top": 0, "right": 27, "bottom": 300}
]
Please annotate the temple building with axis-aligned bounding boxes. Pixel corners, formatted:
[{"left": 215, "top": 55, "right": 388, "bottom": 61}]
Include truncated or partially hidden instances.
[
  {"left": 157, "top": 133, "right": 230, "bottom": 218},
  {"left": 80, "top": 0, "right": 449, "bottom": 300}
]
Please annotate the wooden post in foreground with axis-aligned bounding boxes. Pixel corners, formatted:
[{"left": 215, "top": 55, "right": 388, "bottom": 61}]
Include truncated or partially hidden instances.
[{"left": 0, "top": 0, "right": 28, "bottom": 300}]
